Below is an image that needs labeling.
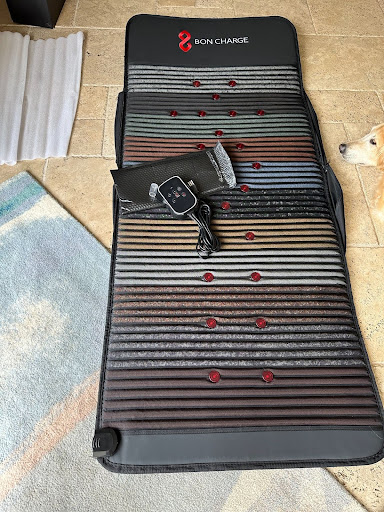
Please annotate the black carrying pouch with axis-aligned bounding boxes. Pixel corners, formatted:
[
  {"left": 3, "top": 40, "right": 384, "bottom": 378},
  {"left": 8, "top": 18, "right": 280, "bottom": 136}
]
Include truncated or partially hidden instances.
[
  {"left": 94, "top": 15, "right": 384, "bottom": 474},
  {"left": 111, "top": 142, "right": 235, "bottom": 214}
]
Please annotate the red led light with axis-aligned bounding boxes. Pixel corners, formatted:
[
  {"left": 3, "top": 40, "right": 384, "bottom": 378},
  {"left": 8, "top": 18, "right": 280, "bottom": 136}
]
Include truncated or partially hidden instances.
[
  {"left": 256, "top": 317, "right": 267, "bottom": 329},
  {"left": 215, "top": 130, "right": 223, "bottom": 137},
  {"left": 209, "top": 370, "right": 221, "bottom": 383},
  {"left": 251, "top": 272, "right": 261, "bottom": 282},
  {"left": 262, "top": 370, "right": 274, "bottom": 383},
  {"left": 198, "top": 110, "right": 206, "bottom": 117},
  {"left": 229, "top": 110, "right": 237, "bottom": 117},
  {"left": 170, "top": 110, "right": 178, "bottom": 117},
  {"left": 252, "top": 162, "right": 261, "bottom": 169},
  {"left": 193, "top": 80, "right": 201, "bottom": 87},
  {"left": 240, "top": 184, "right": 249, "bottom": 193},
  {"left": 221, "top": 201, "right": 230, "bottom": 210},
  {"left": 206, "top": 318, "right": 217, "bottom": 329},
  {"left": 245, "top": 231, "right": 255, "bottom": 241},
  {"left": 212, "top": 93, "right": 220, "bottom": 100},
  {"left": 257, "top": 109, "right": 265, "bottom": 116},
  {"left": 228, "top": 80, "right": 237, "bottom": 87},
  {"left": 236, "top": 143, "right": 245, "bottom": 150},
  {"left": 197, "top": 143, "right": 206, "bottom": 150},
  {"left": 203, "top": 272, "right": 214, "bottom": 282}
]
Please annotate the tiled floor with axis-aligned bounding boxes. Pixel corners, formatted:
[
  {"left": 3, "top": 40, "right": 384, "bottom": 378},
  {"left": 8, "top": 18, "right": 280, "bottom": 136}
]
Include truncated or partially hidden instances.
[{"left": 1, "top": 0, "right": 384, "bottom": 509}]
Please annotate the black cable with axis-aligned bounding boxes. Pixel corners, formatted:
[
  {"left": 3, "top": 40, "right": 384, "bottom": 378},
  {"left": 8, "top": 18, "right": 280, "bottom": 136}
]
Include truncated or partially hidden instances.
[{"left": 188, "top": 201, "right": 221, "bottom": 259}]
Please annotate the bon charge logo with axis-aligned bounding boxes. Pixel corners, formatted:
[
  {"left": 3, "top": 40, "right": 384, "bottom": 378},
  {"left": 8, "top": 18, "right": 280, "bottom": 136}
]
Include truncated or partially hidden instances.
[
  {"left": 178, "top": 30, "right": 249, "bottom": 52},
  {"left": 178, "top": 30, "right": 192, "bottom": 53}
]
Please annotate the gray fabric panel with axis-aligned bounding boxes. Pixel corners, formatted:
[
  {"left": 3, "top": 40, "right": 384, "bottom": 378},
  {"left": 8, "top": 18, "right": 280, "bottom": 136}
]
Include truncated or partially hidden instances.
[{"left": 107, "top": 429, "right": 384, "bottom": 466}]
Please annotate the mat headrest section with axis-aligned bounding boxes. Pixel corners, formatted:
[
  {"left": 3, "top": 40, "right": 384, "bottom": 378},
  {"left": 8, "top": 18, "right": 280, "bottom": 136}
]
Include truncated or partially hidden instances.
[{"left": 126, "top": 15, "right": 299, "bottom": 68}]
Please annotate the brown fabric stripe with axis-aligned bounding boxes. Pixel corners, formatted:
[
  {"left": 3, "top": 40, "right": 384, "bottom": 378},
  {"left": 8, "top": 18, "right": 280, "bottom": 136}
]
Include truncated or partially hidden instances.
[
  {"left": 104, "top": 377, "right": 372, "bottom": 390},
  {"left": 104, "top": 396, "right": 378, "bottom": 409},
  {"left": 124, "top": 136, "right": 313, "bottom": 144},
  {"left": 102, "top": 406, "right": 379, "bottom": 421},
  {"left": 105, "top": 367, "right": 368, "bottom": 379},
  {"left": 102, "top": 417, "right": 382, "bottom": 429}
]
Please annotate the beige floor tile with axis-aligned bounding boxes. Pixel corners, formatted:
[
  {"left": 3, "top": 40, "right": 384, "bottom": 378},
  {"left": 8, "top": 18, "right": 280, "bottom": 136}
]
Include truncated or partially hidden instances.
[
  {"left": 299, "top": 35, "right": 384, "bottom": 91},
  {"left": 0, "top": 25, "right": 30, "bottom": 35},
  {"left": 56, "top": 0, "right": 77, "bottom": 27},
  {"left": 0, "top": 160, "right": 46, "bottom": 186},
  {"left": 307, "top": 0, "right": 384, "bottom": 36},
  {"left": 75, "top": 0, "right": 156, "bottom": 28},
  {"left": 0, "top": 0, "right": 12, "bottom": 24},
  {"left": 196, "top": 0, "right": 232, "bottom": 6},
  {"left": 158, "top": 0, "right": 195, "bottom": 5},
  {"left": 102, "top": 119, "right": 115, "bottom": 158},
  {"left": 320, "top": 123, "right": 378, "bottom": 246},
  {"left": 28, "top": 26, "right": 84, "bottom": 40},
  {"left": 373, "top": 365, "right": 384, "bottom": 402},
  {"left": 307, "top": 90, "right": 383, "bottom": 123},
  {"left": 44, "top": 157, "right": 114, "bottom": 247},
  {"left": 106, "top": 86, "right": 122, "bottom": 120},
  {"left": 82, "top": 29, "right": 125, "bottom": 86},
  {"left": 343, "top": 123, "right": 384, "bottom": 245},
  {"left": 68, "top": 119, "right": 104, "bottom": 156},
  {"left": 76, "top": 86, "right": 108, "bottom": 119},
  {"left": 346, "top": 248, "right": 384, "bottom": 364},
  {"left": 156, "top": 6, "right": 235, "bottom": 17},
  {"left": 233, "top": 0, "right": 315, "bottom": 34}
]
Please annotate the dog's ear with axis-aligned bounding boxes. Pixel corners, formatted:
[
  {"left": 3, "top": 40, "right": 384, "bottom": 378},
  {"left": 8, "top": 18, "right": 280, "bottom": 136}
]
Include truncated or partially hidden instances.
[{"left": 375, "top": 124, "right": 384, "bottom": 170}]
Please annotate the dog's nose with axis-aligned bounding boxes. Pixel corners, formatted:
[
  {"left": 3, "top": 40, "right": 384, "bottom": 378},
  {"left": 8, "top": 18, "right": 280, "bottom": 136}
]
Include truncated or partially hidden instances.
[{"left": 339, "top": 143, "right": 347, "bottom": 154}]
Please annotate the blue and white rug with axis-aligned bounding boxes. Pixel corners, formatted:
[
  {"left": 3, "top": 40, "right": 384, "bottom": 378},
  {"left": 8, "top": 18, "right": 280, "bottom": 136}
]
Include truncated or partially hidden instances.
[{"left": 0, "top": 172, "right": 366, "bottom": 512}]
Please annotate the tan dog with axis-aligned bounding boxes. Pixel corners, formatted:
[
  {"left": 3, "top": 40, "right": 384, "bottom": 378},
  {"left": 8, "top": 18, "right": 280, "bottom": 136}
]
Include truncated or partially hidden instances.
[{"left": 339, "top": 123, "right": 384, "bottom": 213}]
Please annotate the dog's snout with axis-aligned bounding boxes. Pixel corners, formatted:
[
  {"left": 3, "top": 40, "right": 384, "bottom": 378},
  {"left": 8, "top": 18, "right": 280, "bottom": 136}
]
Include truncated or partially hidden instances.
[{"left": 339, "top": 143, "right": 347, "bottom": 154}]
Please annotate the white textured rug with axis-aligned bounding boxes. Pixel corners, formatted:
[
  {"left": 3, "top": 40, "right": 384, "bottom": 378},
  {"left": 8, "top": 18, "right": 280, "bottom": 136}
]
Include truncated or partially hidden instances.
[{"left": 0, "top": 31, "right": 83, "bottom": 165}]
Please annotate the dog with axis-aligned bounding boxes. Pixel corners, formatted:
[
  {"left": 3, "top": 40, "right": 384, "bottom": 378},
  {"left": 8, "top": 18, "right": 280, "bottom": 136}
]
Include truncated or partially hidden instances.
[{"left": 339, "top": 123, "right": 384, "bottom": 213}]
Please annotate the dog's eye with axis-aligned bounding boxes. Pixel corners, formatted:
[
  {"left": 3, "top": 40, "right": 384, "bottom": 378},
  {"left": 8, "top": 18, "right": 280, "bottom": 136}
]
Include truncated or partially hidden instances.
[{"left": 370, "top": 138, "right": 377, "bottom": 145}]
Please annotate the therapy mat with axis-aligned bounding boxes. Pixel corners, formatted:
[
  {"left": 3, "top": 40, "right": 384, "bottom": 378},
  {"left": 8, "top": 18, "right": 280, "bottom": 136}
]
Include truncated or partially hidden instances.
[{"left": 94, "top": 15, "right": 384, "bottom": 473}]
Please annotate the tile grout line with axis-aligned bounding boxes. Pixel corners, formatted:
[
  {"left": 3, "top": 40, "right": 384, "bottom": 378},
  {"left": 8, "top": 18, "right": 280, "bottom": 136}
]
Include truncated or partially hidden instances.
[
  {"left": 73, "top": 0, "right": 80, "bottom": 27},
  {"left": 343, "top": 122, "right": 382, "bottom": 246},
  {"left": 305, "top": 0, "right": 317, "bottom": 34},
  {"left": 375, "top": 90, "right": 384, "bottom": 111},
  {"left": 376, "top": 0, "right": 384, "bottom": 15},
  {"left": 42, "top": 159, "right": 49, "bottom": 183}
]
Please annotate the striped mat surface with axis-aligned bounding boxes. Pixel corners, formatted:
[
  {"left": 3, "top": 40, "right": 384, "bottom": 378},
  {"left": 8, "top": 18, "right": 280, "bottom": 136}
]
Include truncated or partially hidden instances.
[{"left": 100, "top": 63, "right": 382, "bottom": 435}]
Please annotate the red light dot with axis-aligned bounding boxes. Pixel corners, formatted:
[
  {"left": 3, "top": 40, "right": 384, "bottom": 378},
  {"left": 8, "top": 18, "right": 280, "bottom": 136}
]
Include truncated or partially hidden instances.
[
  {"left": 215, "top": 130, "right": 223, "bottom": 137},
  {"left": 240, "top": 184, "right": 249, "bottom": 193},
  {"left": 221, "top": 201, "right": 230, "bottom": 210},
  {"left": 212, "top": 93, "right": 220, "bottom": 100},
  {"left": 245, "top": 231, "right": 255, "bottom": 241},
  {"left": 257, "top": 109, "right": 265, "bottom": 116},
  {"left": 262, "top": 370, "right": 274, "bottom": 383},
  {"left": 203, "top": 272, "right": 214, "bottom": 282},
  {"left": 251, "top": 272, "right": 261, "bottom": 282},
  {"left": 193, "top": 80, "right": 201, "bottom": 87},
  {"left": 228, "top": 80, "right": 237, "bottom": 87},
  {"left": 229, "top": 110, "right": 237, "bottom": 117},
  {"left": 236, "top": 143, "right": 245, "bottom": 150},
  {"left": 256, "top": 317, "right": 267, "bottom": 329},
  {"left": 252, "top": 162, "right": 261, "bottom": 169},
  {"left": 198, "top": 110, "right": 206, "bottom": 117},
  {"left": 197, "top": 143, "right": 206, "bottom": 150},
  {"left": 209, "top": 370, "right": 221, "bottom": 383},
  {"left": 170, "top": 110, "right": 178, "bottom": 117},
  {"left": 206, "top": 318, "right": 217, "bottom": 329}
]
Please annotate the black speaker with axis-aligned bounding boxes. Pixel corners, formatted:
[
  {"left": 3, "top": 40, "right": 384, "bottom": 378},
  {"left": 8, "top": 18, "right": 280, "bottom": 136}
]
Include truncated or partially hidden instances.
[{"left": 5, "top": 0, "right": 66, "bottom": 28}]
